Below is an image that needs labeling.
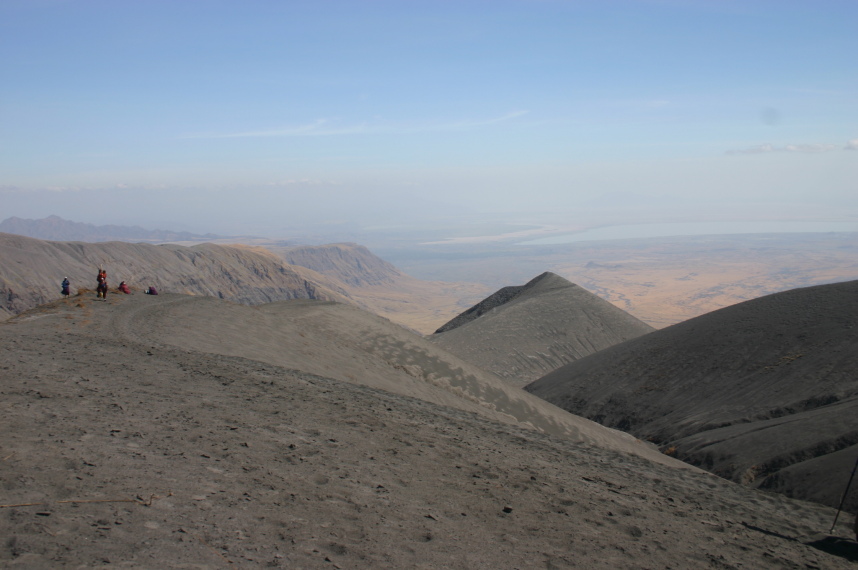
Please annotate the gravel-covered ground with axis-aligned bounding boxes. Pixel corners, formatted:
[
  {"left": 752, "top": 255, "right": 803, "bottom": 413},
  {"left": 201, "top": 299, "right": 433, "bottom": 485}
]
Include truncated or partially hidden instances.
[{"left": 2, "top": 293, "right": 856, "bottom": 568}]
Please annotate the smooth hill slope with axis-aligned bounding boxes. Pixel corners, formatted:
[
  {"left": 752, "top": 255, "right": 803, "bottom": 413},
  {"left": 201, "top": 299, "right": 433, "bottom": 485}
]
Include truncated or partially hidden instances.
[
  {"left": 429, "top": 272, "right": 654, "bottom": 386},
  {"left": 526, "top": 280, "right": 858, "bottom": 511},
  {"left": 273, "top": 242, "right": 490, "bottom": 334},
  {"left": 114, "top": 293, "right": 674, "bottom": 463},
  {"left": 2, "top": 295, "right": 855, "bottom": 567},
  {"left": 0, "top": 232, "right": 352, "bottom": 321}
]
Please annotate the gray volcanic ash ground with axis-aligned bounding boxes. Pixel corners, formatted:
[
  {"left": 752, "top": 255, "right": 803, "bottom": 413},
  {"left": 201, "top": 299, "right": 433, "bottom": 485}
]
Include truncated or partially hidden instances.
[
  {"left": 430, "top": 272, "right": 653, "bottom": 386},
  {"left": 2, "top": 293, "right": 857, "bottom": 568}
]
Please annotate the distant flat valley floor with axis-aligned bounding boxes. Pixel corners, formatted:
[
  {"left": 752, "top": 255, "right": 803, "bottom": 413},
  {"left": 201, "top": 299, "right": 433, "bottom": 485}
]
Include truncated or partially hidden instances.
[{"left": 377, "top": 232, "right": 858, "bottom": 329}]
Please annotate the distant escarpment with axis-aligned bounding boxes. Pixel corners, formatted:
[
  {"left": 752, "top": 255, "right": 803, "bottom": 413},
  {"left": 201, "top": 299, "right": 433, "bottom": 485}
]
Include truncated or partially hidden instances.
[
  {"left": 526, "top": 280, "right": 858, "bottom": 511},
  {"left": 277, "top": 242, "right": 401, "bottom": 288},
  {"left": 269, "top": 242, "right": 491, "bottom": 335},
  {"left": 0, "top": 215, "right": 220, "bottom": 243},
  {"left": 430, "top": 272, "right": 654, "bottom": 386},
  {"left": 0, "top": 232, "right": 350, "bottom": 320}
]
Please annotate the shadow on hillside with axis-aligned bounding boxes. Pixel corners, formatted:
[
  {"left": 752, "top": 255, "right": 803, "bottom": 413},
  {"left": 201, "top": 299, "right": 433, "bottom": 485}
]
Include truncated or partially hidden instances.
[
  {"left": 741, "top": 522, "right": 858, "bottom": 563},
  {"left": 804, "top": 535, "right": 858, "bottom": 562}
]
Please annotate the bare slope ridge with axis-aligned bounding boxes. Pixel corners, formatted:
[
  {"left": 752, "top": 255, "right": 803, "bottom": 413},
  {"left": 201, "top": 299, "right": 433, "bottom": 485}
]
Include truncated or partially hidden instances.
[
  {"left": 271, "top": 242, "right": 491, "bottom": 334},
  {"left": 2, "top": 294, "right": 856, "bottom": 568},
  {"left": 430, "top": 272, "right": 655, "bottom": 386},
  {"left": 526, "top": 280, "right": 858, "bottom": 511},
  {"left": 116, "top": 293, "right": 674, "bottom": 464},
  {"left": 0, "top": 233, "right": 488, "bottom": 334},
  {"left": 0, "top": 232, "right": 353, "bottom": 321}
]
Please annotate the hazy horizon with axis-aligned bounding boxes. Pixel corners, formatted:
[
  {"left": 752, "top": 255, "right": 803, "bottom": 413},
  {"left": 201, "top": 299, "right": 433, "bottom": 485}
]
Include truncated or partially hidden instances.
[{"left": 2, "top": 1, "right": 856, "bottom": 240}]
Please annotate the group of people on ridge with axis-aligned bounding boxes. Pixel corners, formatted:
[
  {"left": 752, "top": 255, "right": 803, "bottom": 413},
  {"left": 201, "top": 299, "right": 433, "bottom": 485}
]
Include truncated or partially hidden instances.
[{"left": 60, "top": 268, "right": 158, "bottom": 299}]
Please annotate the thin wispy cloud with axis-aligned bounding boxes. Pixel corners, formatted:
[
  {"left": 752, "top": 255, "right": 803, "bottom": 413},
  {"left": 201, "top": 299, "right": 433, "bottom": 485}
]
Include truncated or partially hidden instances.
[
  {"left": 185, "top": 111, "right": 530, "bottom": 139},
  {"left": 264, "top": 179, "right": 337, "bottom": 187},
  {"left": 726, "top": 142, "right": 849, "bottom": 155}
]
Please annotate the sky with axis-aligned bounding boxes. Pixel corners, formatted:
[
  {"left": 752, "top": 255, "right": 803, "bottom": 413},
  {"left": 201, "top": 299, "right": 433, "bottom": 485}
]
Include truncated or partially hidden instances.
[{"left": 1, "top": 0, "right": 856, "bottom": 237}]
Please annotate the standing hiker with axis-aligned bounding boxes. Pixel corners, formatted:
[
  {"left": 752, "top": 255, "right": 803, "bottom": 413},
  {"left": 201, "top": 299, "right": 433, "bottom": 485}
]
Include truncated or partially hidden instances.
[
  {"left": 61, "top": 277, "right": 70, "bottom": 297},
  {"left": 96, "top": 267, "right": 108, "bottom": 299}
]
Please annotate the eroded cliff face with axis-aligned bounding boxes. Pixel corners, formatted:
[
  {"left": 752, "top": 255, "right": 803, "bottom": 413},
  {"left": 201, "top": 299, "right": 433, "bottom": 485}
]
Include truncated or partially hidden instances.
[{"left": 0, "top": 233, "right": 351, "bottom": 318}]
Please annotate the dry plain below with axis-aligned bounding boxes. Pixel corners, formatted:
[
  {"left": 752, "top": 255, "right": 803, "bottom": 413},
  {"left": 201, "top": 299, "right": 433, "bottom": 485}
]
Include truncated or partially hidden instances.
[{"left": 383, "top": 232, "right": 858, "bottom": 328}]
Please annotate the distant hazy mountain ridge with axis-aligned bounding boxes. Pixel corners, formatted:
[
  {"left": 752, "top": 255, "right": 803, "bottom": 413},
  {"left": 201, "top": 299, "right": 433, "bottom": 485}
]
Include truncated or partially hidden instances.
[
  {"left": 278, "top": 243, "right": 401, "bottom": 287},
  {"left": 0, "top": 215, "right": 219, "bottom": 243},
  {"left": 430, "top": 272, "right": 655, "bottom": 386}
]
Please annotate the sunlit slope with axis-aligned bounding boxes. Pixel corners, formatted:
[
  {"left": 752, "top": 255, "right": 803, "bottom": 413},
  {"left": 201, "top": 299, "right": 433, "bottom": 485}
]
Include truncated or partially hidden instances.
[
  {"left": 113, "top": 293, "right": 676, "bottom": 466},
  {"left": 526, "top": 280, "right": 858, "bottom": 509},
  {"left": 430, "top": 272, "right": 654, "bottom": 386}
]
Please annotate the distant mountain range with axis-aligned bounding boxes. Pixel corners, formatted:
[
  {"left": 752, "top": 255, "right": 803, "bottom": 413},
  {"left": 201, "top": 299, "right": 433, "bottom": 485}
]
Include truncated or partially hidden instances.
[{"left": 0, "top": 215, "right": 221, "bottom": 243}]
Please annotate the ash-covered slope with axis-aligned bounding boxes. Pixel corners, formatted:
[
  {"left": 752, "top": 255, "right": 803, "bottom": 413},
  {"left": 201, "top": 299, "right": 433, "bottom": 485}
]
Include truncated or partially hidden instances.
[
  {"left": 0, "top": 215, "right": 219, "bottom": 242},
  {"left": 122, "top": 293, "right": 672, "bottom": 461},
  {"left": 526, "top": 280, "right": 858, "bottom": 511},
  {"left": 1, "top": 293, "right": 854, "bottom": 568},
  {"left": 0, "top": 232, "right": 350, "bottom": 319},
  {"left": 429, "top": 272, "right": 654, "bottom": 386}
]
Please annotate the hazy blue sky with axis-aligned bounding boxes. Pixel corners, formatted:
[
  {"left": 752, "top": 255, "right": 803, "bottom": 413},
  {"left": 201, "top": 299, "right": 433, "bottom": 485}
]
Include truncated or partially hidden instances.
[{"left": 1, "top": 0, "right": 856, "bottom": 236}]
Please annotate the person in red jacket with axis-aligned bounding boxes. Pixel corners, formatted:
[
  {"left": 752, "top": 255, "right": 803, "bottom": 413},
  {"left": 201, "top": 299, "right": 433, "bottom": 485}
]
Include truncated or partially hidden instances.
[
  {"left": 118, "top": 281, "right": 131, "bottom": 294},
  {"left": 96, "top": 267, "right": 108, "bottom": 299}
]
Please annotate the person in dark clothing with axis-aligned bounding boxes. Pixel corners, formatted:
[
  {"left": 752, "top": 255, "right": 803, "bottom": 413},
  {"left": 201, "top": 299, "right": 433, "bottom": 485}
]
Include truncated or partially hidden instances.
[
  {"left": 145, "top": 286, "right": 158, "bottom": 295},
  {"left": 61, "top": 277, "right": 70, "bottom": 297}
]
